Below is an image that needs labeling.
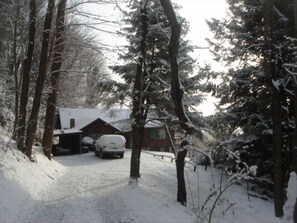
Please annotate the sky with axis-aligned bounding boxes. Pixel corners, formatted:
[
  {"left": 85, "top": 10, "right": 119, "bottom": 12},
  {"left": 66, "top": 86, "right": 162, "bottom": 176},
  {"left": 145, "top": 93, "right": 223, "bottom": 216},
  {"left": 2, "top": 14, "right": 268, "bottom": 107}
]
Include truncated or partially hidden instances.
[
  {"left": 172, "top": 0, "right": 228, "bottom": 62},
  {"left": 83, "top": 0, "right": 229, "bottom": 115},
  {"left": 91, "top": 0, "right": 228, "bottom": 65},
  {"left": 171, "top": 0, "right": 228, "bottom": 115}
]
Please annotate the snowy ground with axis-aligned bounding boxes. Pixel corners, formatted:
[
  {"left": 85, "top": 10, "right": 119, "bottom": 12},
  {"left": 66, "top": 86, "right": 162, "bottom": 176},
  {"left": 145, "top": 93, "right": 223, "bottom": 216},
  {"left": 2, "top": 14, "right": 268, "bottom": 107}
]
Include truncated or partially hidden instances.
[{"left": 0, "top": 129, "right": 295, "bottom": 223}]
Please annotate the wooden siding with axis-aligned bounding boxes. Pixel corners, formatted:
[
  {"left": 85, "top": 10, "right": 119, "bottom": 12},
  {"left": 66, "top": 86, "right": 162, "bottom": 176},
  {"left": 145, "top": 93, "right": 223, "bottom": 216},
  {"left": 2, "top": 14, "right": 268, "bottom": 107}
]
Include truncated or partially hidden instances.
[
  {"left": 81, "top": 118, "right": 120, "bottom": 139},
  {"left": 124, "top": 127, "right": 175, "bottom": 152}
]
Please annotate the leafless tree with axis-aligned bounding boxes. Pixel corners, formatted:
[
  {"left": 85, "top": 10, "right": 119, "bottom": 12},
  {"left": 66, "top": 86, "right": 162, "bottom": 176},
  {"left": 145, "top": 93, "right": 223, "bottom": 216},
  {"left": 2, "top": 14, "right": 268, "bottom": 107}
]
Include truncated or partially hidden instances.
[
  {"left": 159, "top": 0, "right": 195, "bottom": 206},
  {"left": 57, "top": 29, "right": 108, "bottom": 108},
  {"left": 17, "top": 0, "right": 36, "bottom": 151},
  {"left": 43, "top": 0, "right": 67, "bottom": 159},
  {"left": 0, "top": 0, "right": 110, "bottom": 157},
  {"left": 25, "top": 0, "right": 55, "bottom": 160},
  {"left": 4, "top": 0, "right": 28, "bottom": 139},
  {"left": 159, "top": 0, "right": 194, "bottom": 135}
]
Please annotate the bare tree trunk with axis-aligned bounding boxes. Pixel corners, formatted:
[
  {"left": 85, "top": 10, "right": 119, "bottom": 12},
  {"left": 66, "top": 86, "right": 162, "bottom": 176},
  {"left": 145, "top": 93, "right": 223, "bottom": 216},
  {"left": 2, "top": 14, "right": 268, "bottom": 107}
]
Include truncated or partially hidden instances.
[
  {"left": 17, "top": 0, "right": 36, "bottom": 151},
  {"left": 159, "top": 0, "right": 194, "bottom": 136},
  {"left": 130, "top": 0, "right": 149, "bottom": 180},
  {"left": 25, "top": 0, "right": 55, "bottom": 159},
  {"left": 290, "top": 4, "right": 297, "bottom": 221},
  {"left": 292, "top": 85, "right": 297, "bottom": 174},
  {"left": 176, "top": 140, "right": 189, "bottom": 206},
  {"left": 12, "top": 0, "right": 21, "bottom": 140},
  {"left": 42, "top": 0, "right": 67, "bottom": 160},
  {"left": 263, "top": 0, "right": 284, "bottom": 217},
  {"left": 159, "top": 0, "right": 196, "bottom": 206}
]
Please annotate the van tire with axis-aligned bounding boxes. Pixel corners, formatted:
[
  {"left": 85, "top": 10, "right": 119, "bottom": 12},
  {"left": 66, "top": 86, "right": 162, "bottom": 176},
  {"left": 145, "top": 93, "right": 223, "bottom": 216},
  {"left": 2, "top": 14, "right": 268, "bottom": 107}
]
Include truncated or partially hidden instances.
[{"left": 99, "top": 149, "right": 105, "bottom": 158}]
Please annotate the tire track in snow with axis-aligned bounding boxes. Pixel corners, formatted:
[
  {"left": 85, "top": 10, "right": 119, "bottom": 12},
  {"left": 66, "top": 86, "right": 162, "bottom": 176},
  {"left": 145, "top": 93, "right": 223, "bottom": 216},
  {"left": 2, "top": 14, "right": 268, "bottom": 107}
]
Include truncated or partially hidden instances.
[{"left": 26, "top": 152, "right": 134, "bottom": 223}]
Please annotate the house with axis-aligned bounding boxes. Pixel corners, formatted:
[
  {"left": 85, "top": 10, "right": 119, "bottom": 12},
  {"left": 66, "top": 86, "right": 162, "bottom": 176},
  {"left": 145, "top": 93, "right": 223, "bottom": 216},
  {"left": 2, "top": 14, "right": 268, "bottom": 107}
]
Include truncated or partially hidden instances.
[
  {"left": 53, "top": 108, "right": 127, "bottom": 154},
  {"left": 53, "top": 108, "right": 175, "bottom": 154},
  {"left": 111, "top": 118, "right": 175, "bottom": 153}
]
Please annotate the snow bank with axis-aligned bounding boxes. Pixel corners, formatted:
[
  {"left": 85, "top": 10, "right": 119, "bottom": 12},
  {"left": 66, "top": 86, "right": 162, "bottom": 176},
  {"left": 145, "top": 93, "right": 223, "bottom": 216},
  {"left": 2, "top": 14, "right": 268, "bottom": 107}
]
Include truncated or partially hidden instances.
[
  {"left": 0, "top": 132, "right": 65, "bottom": 222},
  {"left": 284, "top": 171, "right": 297, "bottom": 222},
  {"left": 0, "top": 127, "right": 291, "bottom": 223}
]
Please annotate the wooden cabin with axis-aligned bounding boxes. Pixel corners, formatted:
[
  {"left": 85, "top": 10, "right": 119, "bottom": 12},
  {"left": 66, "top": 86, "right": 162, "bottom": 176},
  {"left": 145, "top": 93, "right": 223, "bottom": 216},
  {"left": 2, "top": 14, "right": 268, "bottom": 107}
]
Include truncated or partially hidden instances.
[{"left": 53, "top": 108, "right": 175, "bottom": 154}]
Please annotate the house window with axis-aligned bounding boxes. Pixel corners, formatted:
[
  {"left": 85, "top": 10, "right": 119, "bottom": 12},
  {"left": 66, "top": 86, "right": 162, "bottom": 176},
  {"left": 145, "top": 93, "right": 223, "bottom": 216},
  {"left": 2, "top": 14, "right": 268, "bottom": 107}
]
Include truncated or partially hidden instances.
[{"left": 148, "top": 129, "right": 166, "bottom": 139}]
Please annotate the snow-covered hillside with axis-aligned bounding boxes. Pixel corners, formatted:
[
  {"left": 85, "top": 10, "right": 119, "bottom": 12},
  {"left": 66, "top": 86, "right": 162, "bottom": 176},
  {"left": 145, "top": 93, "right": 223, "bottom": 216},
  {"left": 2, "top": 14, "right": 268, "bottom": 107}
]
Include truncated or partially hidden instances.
[{"left": 0, "top": 128, "right": 294, "bottom": 223}]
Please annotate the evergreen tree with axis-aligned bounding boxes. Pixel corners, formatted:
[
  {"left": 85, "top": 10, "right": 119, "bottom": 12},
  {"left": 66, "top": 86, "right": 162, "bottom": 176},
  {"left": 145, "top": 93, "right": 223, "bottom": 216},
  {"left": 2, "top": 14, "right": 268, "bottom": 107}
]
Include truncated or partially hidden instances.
[
  {"left": 206, "top": 0, "right": 297, "bottom": 216},
  {"left": 97, "top": 0, "right": 204, "bottom": 180},
  {"left": 98, "top": 0, "right": 204, "bottom": 128},
  {"left": 206, "top": 0, "right": 272, "bottom": 175}
]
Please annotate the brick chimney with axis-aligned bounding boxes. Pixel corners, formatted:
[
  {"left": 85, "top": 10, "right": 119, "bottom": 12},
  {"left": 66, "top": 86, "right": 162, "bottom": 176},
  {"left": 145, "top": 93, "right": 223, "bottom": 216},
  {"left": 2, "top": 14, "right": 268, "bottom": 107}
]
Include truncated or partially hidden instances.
[{"left": 70, "top": 118, "right": 75, "bottom": 128}]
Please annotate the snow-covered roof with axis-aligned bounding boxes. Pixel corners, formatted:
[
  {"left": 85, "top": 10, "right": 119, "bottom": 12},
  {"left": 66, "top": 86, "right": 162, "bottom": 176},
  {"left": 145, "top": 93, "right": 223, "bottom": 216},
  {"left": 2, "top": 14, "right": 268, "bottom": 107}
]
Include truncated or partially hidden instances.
[
  {"left": 110, "top": 119, "right": 133, "bottom": 133},
  {"left": 59, "top": 108, "right": 131, "bottom": 130},
  {"left": 53, "top": 129, "right": 82, "bottom": 136},
  {"left": 58, "top": 108, "right": 165, "bottom": 132},
  {"left": 111, "top": 118, "right": 165, "bottom": 133}
]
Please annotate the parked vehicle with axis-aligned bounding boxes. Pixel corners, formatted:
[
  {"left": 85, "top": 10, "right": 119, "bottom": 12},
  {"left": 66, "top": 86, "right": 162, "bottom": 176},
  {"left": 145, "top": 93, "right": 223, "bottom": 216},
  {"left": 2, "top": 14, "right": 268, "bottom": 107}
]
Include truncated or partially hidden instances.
[
  {"left": 81, "top": 136, "right": 95, "bottom": 151},
  {"left": 95, "top": 134, "right": 126, "bottom": 158}
]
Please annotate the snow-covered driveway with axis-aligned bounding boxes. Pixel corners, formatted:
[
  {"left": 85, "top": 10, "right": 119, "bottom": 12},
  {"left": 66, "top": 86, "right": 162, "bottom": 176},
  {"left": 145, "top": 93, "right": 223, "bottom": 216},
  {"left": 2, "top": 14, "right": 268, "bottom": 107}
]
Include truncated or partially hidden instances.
[
  {"left": 2, "top": 144, "right": 287, "bottom": 223},
  {"left": 27, "top": 152, "right": 134, "bottom": 223},
  {"left": 25, "top": 150, "right": 194, "bottom": 223}
]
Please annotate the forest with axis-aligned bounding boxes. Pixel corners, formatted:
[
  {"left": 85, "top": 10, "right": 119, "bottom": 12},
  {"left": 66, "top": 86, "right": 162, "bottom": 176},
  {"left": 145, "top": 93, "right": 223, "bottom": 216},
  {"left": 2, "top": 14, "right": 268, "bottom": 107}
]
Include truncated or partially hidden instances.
[{"left": 0, "top": 0, "right": 296, "bottom": 220}]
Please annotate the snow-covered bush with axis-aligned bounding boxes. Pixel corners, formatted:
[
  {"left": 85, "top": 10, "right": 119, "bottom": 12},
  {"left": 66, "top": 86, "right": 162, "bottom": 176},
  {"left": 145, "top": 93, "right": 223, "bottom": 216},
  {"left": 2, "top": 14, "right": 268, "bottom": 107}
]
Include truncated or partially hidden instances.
[
  {"left": 210, "top": 135, "right": 276, "bottom": 198},
  {"left": 284, "top": 172, "right": 297, "bottom": 222},
  {"left": 193, "top": 146, "right": 258, "bottom": 223}
]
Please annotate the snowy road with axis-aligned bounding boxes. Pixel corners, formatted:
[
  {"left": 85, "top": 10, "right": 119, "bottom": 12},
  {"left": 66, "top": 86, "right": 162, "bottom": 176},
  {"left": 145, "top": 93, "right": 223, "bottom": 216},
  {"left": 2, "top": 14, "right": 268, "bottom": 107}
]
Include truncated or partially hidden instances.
[
  {"left": 27, "top": 152, "right": 135, "bottom": 223},
  {"left": 23, "top": 150, "right": 195, "bottom": 223},
  {"left": 1, "top": 143, "right": 288, "bottom": 223}
]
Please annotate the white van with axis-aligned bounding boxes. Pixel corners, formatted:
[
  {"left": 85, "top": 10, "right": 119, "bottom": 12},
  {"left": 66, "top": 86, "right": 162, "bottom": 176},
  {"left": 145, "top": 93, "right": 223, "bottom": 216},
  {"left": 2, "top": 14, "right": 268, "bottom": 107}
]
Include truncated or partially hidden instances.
[{"left": 95, "top": 134, "right": 126, "bottom": 158}]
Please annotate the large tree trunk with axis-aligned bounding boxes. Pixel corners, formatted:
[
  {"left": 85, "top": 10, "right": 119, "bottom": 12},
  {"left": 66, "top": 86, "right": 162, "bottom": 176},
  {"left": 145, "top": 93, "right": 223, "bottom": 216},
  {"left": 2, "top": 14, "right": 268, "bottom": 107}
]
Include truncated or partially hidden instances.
[
  {"left": 263, "top": 0, "right": 284, "bottom": 217},
  {"left": 17, "top": 0, "right": 36, "bottom": 151},
  {"left": 12, "top": 0, "right": 21, "bottom": 140},
  {"left": 42, "top": 0, "right": 67, "bottom": 160},
  {"left": 176, "top": 140, "right": 189, "bottom": 206},
  {"left": 292, "top": 86, "right": 297, "bottom": 173},
  {"left": 271, "top": 68, "right": 284, "bottom": 218},
  {"left": 25, "top": 0, "right": 55, "bottom": 159},
  {"left": 159, "top": 0, "right": 194, "bottom": 136},
  {"left": 130, "top": 120, "right": 145, "bottom": 179},
  {"left": 291, "top": 0, "right": 297, "bottom": 174},
  {"left": 159, "top": 0, "right": 195, "bottom": 206},
  {"left": 130, "top": 0, "right": 149, "bottom": 180}
]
